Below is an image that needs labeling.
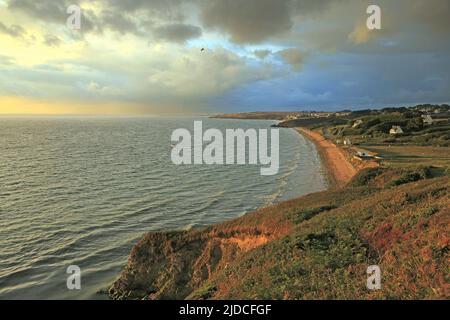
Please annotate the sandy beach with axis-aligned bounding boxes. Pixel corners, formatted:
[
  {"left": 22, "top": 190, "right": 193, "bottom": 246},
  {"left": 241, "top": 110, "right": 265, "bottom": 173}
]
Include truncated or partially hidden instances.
[{"left": 296, "top": 127, "right": 357, "bottom": 189}]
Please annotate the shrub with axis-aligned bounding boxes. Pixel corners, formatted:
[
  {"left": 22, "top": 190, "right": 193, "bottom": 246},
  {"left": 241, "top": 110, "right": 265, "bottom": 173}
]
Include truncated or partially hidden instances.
[
  {"left": 388, "top": 167, "right": 432, "bottom": 187},
  {"left": 293, "top": 206, "right": 337, "bottom": 224},
  {"left": 350, "top": 167, "right": 385, "bottom": 187}
]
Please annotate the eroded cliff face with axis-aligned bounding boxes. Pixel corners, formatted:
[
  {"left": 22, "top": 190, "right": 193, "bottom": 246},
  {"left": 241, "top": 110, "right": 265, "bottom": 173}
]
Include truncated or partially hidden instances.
[{"left": 109, "top": 205, "right": 294, "bottom": 300}]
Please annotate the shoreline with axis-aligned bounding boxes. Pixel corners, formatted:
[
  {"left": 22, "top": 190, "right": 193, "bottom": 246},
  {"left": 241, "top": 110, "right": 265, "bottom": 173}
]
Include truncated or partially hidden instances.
[
  {"left": 295, "top": 127, "right": 357, "bottom": 189},
  {"left": 108, "top": 126, "right": 339, "bottom": 299},
  {"left": 109, "top": 122, "right": 448, "bottom": 300}
]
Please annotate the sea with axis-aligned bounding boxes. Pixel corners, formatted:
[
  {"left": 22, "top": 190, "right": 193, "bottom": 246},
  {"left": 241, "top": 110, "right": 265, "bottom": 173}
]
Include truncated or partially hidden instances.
[{"left": 0, "top": 116, "right": 327, "bottom": 299}]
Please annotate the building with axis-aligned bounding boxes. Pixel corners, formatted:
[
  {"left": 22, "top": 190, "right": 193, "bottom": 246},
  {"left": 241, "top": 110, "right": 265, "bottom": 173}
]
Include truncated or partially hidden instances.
[
  {"left": 422, "top": 115, "right": 433, "bottom": 125},
  {"left": 389, "top": 126, "right": 404, "bottom": 135},
  {"left": 343, "top": 138, "right": 352, "bottom": 145}
]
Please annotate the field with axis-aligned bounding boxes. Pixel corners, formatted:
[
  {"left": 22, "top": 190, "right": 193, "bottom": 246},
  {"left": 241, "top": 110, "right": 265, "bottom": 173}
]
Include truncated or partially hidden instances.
[{"left": 363, "top": 145, "right": 450, "bottom": 169}]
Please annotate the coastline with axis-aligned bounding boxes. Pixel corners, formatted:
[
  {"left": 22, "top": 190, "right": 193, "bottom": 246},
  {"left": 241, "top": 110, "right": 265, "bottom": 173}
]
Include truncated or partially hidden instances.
[
  {"left": 109, "top": 125, "right": 354, "bottom": 299},
  {"left": 108, "top": 122, "right": 449, "bottom": 300},
  {"left": 295, "top": 127, "right": 357, "bottom": 189}
]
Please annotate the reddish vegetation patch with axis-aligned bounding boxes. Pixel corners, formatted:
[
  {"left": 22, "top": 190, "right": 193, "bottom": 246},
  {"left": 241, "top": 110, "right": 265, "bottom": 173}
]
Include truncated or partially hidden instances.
[
  {"left": 200, "top": 177, "right": 449, "bottom": 300},
  {"left": 362, "top": 223, "right": 405, "bottom": 254},
  {"left": 223, "top": 235, "right": 270, "bottom": 251}
]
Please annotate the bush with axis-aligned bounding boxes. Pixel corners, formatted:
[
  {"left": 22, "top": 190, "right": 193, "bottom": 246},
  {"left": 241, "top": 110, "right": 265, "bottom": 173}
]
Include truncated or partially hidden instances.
[
  {"left": 388, "top": 167, "right": 432, "bottom": 187},
  {"left": 294, "top": 206, "right": 337, "bottom": 224},
  {"left": 350, "top": 168, "right": 385, "bottom": 187}
]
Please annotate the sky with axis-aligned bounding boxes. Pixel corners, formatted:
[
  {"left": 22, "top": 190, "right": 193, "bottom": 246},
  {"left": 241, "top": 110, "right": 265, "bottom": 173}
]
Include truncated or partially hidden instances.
[{"left": 0, "top": 0, "right": 449, "bottom": 114}]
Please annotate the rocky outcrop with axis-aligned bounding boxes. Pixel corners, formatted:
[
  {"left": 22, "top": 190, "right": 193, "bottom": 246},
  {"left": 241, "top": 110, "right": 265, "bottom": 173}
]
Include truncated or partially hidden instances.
[{"left": 109, "top": 215, "right": 292, "bottom": 299}]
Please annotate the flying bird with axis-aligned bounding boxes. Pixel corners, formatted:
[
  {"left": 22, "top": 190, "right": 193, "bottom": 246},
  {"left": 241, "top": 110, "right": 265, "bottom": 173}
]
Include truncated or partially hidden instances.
[{"left": 201, "top": 48, "right": 205, "bottom": 52}]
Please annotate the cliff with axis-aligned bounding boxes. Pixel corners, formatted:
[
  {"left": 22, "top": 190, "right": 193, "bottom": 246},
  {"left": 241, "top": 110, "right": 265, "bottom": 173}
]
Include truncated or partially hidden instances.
[{"left": 109, "top": 168, "right": 449, "bottom": 299}]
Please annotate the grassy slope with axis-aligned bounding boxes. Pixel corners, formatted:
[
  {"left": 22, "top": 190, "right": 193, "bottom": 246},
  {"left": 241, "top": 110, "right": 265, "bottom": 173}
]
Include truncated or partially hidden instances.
[
  {"left": 189, "top": 170, "right": 449, "bottom": 300},
  {"left": 110, "top": 168, "right": 449, "bottom": 300}
]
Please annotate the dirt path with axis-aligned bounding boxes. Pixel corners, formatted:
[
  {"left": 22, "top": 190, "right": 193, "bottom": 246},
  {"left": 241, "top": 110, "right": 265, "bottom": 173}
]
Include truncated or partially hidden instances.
[{"left": 297, "top": 127, "right": 357, "bottom": 189}]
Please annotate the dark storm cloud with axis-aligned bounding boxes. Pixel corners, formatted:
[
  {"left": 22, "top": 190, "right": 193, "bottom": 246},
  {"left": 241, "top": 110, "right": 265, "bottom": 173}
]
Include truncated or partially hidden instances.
[
  {"left": 100, "top": 10, "right": 144, "bottom": 35},
  {"left": 6, "top": 0, "right": 193, "bottom": 41},
  {"left": 408, "top": 0, "right": 450, "bottom": 33},
  {"left": 6, "top": 0, "right": 450, "bottom": 46},
  {"left": 277, "top": 48, "right": 307, "bottom": 71},
  {"left": 153, "top": 24, "right": 202, "bottom": 43},
  {"left": 95, "top": 0, "right": 344, "bottom": 44},
  {"left": 201, "top": 0, "right": 292, "bottom": 44},
  {"left": 7, "top": 0, "right": 98, "bottom": 33},
  {"left": 105, "top": 0, "right": 183, "bottom": 12},
  {"left": 0, "top": 22, "right": 25, "bottom": 37},
  {"left": 103, "top": 0, "right": 186, "bottom": 22},
  {"left": 292, "top": 0, "right": 341, "bottom": 13},
  {"left": 200, "top": 0, "right": 343, "bottom": 44},
  {"left": 8, "top": 0, "right": 67, "bottom": 23}
]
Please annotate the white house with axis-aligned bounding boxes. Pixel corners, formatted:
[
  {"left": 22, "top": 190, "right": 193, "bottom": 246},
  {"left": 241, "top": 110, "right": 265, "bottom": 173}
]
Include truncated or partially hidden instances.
[
  {"left": 422, "top": 115, "right": 433, "bottom": 125},
  {"left": 343, "top": 138, "right": 352, "bottom": 145},
  {"left": 389, "top": 126, "right": 404, "bottom": 135}
]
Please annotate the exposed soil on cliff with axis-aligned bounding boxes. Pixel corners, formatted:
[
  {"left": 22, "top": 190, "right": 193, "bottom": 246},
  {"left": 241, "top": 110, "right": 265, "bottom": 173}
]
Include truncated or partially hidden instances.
[{"left": 109, "top": 204, "right": 294, "bottom": 299}]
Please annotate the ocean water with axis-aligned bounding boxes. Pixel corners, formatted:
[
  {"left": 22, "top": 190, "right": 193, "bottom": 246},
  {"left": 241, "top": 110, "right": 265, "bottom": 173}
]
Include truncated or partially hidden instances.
[{"left": 0, "top": 116, "right": 326, "bottom": 299}]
